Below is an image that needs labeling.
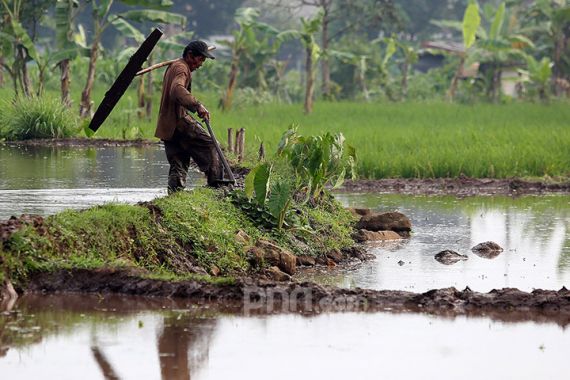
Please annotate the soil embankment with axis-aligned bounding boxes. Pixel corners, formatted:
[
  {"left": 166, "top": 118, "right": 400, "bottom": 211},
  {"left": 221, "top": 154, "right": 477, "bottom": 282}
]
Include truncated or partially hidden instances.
[
  {"left": 25, "top": 268, "right": 570, "bottom": 326},
  {"left": 340, "top": 177, "right": 570, "bottom": 196}
]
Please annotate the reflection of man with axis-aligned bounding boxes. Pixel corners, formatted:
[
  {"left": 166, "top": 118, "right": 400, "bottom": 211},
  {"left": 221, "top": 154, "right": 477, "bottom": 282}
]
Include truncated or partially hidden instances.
[
  {"left": 158, "top": 314, "right": 217, "bottom": 380},
  {"left": 155, "top": 41, "right": 222, "bottom": 193}
]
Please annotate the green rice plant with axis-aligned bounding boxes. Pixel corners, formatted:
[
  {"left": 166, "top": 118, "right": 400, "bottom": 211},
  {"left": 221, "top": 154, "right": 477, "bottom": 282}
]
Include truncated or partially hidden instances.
[
  {"left": 0, "top": 96, "right": 79, "bottom": 140},
  {"left": 215, "top": 101, "right": 570, "bottom": 179}
]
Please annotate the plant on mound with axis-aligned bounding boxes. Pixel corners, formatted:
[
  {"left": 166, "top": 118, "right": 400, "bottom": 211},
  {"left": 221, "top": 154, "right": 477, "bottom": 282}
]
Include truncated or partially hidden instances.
[
  {"left": 277, "top": 126, "right": 357, "bottom": 202},
  {"left": 0, "top": 97, "right": 78, "bottom": 140},
  {"left": 231, "top": 161, "right": 299, "bottom": 230},
  {"left": 232, "top": 127, "right": 357, "bottom": 231}
]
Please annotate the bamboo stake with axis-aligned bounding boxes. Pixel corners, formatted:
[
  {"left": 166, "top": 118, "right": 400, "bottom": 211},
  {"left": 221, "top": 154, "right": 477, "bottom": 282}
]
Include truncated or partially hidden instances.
[{"left": 135, "top": 46, "right": 216, "bottom": 76}]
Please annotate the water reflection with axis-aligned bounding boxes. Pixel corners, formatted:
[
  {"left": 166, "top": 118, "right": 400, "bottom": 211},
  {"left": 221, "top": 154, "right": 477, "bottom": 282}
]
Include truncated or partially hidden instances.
[
  {"left": 1, "top": 294, "right": 568, "bottom": 380},
  {"left": 0, "top": 294, "right": 221, "bottom": 380},
  {"left": 0, "top": 144, "right": 203, "bottom": 219},
  {"left": 316, "top": 194, "right": 570, "bottom": 292}
]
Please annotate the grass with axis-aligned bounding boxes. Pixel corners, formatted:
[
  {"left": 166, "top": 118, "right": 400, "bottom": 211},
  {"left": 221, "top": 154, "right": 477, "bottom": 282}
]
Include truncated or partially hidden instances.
[
  {"left": 0, "top": 96, "right": 79, "bottom": 140},
  {"left": 0, "top": 188, "right": 356, "bottom": 288},
  {"left": 1, "top": 86, "right": 569, "bottom": 179}
]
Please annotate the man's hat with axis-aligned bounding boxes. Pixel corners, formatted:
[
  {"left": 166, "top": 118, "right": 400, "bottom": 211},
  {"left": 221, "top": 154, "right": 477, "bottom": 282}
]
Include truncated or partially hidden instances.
[{"left": 184, "top": 40, "right": 215, "bottom": 59}]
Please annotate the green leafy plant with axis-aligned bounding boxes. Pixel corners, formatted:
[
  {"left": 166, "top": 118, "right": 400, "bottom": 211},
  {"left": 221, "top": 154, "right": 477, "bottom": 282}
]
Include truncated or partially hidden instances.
[
  {"left": 277, "top": 126, "right": 357, "bottom": 201},
  {"left": 0, "top": 96, "right": 78, "bottom": 140},
  {"left": 240, "top": 162, "right": 295, "bottom": 230},
  {"left": 519, "top": 55, "right": 553, "bottom": 100},
  {"left": 229, "top": 190, "right": 278, "bottom": 229}
]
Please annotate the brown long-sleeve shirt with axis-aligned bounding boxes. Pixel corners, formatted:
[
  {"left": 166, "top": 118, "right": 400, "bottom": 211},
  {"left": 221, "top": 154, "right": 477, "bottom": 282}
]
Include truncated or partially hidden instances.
[{"left": 155, "top": 58, "right": 201, "bottom": 141}]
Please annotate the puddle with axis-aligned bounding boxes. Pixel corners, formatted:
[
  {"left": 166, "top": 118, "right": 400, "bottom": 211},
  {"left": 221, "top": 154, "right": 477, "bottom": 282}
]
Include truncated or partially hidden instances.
[
  {"left": 298, "top": 194, "right": 570, "bottom": 292},
  {"left": 0, "top": 294, "right": 568, "bottom": 380}
]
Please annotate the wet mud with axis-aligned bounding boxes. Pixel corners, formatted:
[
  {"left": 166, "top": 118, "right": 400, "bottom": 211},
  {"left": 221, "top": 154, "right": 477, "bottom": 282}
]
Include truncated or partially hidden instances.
[
  {"left": 22, "top": 268, "right": 570, "bottom": 326},
  {"left": 340, "top": 177, "right": 570, "bottom": 196}
]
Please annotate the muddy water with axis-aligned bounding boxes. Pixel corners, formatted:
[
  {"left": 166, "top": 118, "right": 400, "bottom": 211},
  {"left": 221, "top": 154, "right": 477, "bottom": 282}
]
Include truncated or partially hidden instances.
[
  {"left": 0, "top": 144, "right": 203, "bottom": 219},
  {"left": 299, "top": 194, "right": 570, "bottom": 293},
  {"left": 1, "top": 294, "right": 568, "bottom": 380}
]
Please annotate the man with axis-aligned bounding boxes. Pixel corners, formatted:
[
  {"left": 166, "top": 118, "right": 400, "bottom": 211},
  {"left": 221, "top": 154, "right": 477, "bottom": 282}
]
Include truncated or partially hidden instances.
[{"left": 155, "top": 40, "right": 222, "bottom": 193}]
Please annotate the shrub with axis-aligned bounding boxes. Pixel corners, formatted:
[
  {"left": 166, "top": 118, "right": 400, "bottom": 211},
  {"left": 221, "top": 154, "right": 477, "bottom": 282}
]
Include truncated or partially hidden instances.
[{"left": 0, "top": 97, "right": 78, "bottom": 140}]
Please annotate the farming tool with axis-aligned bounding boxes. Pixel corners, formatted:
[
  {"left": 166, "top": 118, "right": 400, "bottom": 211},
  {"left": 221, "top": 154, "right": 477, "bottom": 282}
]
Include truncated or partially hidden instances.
[{"left": 195, "top": 117, "right": 236, "bottom": 186}]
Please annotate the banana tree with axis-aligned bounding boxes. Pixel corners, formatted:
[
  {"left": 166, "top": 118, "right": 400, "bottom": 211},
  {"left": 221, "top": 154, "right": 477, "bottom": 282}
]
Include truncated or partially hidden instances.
[
  {"left": 299, "top": 12, "right": 323, "bottom": 114},
  {"left": 218, "top": 8, "right": 254, "bottom": 111},
  {"left": 473, "top": 2, "right": 535, "bottom": 101},
  {"left": 368, "top": 36, "right": 398, "bottom": 99},
  {"left": 0, "top": 22, "right": 16, "bottom": 93},
  {"left": 1, "top": 0, "right": 37, "bottom": 97},
  {"left": 328, "top": 50, "right": 370, "bottom": 100},
  {"left": 432, "top": 0, "right": 480, "bottom": 101},
  {"left": 520, "top": 1, "right": 570, "bottom": 96},
  {"left": 54, "top": 0, "right": 81, "bottom": 108},
  {"left": 397, "top": 42, "right": 419, "bottom": 100},
  {"left": 78, "top": 0, "right": 186, "bottom": 118},
  {"left": 435, "top": 1, "right": 534, "bottom": 102},
  {"left": 519, "top": 55, "right": 553, "bottom": 100},
  {"left": 218, "top": 8, "right": 286, "bottom": 111}
]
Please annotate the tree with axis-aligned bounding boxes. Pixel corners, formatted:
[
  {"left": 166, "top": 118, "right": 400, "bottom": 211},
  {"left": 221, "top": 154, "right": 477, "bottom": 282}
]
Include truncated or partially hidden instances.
[
  {"left": 433, "top": 0, "right": 480, "bottom": 101},
  {"left": 299, "top": 12, "right": 323, "bottom": 114},
  {"left": 470, "top": 2, "right": 534, "bottom": 101},
  {"left": 396, "top": 0, "right": 468, "bottom": 39},
  {"left": 78, "top": 0, "right": 186, "bottom": 118},
  {"left": 434, "top": 1, "right": 533, "bottom": 102},
  {"left": 55, "top": 0, "right": 81, "bottom": 108},
  {"left": 251, "top": 0, "right": 400, "bottom": 99},
  {"left": 519, "top": 0, "right": 570, "bottom": 96},
  {"left": 0, "top": 0, "right": 39, "bottom": 97},
  {"left": 218, "top": 8, "right": 292, "bottom": 110},
  {"left": 520, "top": 55, "right": 553, "bottom": 100},
  {"left": 218, "top": 8, "right": 261, "bottom": 111}
]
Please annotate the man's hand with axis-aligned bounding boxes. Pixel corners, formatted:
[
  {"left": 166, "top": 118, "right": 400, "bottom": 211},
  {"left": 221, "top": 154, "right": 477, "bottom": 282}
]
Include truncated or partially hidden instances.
[{"left": 197, "top": 104, "right": 210, "bottom": 121}]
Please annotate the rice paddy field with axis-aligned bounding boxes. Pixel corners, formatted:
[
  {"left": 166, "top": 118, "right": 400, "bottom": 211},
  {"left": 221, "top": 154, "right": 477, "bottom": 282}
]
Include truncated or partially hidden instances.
[{"left": 1, "top": 86, "right": 569, "bottom": 180}]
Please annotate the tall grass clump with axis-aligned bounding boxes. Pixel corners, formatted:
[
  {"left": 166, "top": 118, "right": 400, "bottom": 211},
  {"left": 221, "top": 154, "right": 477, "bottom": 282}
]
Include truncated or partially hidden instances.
[{"left": 0, "top": 97, "right": 78, "bottom": 141}]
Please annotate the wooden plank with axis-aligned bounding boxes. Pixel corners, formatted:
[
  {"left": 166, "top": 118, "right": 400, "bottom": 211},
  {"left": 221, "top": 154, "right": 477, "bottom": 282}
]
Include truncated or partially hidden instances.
[{"left": 88, "top": 27, "right": 163, "bottom": 132}]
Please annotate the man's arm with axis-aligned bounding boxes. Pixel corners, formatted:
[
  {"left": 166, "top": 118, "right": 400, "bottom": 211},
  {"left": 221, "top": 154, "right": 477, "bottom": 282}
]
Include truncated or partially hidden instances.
[{"left": 169, "top": 66, "right": 201, "bottom": 113}]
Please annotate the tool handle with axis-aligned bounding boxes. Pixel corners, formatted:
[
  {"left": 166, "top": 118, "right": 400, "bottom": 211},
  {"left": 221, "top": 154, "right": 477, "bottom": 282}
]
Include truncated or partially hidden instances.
[{"left": 202, "top": 119, "right": 236, "bottom": 184}]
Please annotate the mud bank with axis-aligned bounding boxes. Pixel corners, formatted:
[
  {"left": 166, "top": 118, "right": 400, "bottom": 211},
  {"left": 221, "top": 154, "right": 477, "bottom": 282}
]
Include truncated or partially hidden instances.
[
  {"left": 22, "top": 268, "right": 570, "bottom": 326},
  {"left": 3, "top": 138, "right": 159, "bottom": 147},
  {"left": 340, "top": 178, "right": 570, "bottom": 196}
]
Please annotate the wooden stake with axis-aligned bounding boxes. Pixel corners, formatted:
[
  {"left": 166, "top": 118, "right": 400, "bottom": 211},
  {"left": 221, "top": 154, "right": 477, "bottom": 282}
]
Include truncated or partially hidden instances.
[
  {"left": 227, "top": 128, "right": 234, "bottom": 153},
  {"left": 258, "top": 142, "right": 265, "bottom": 161},
  {"left": 234, "top": 129, "right": 239, "bottom": 155},
  {"left": 238, "top": 128, "right": 245, "bottom": 162}
]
